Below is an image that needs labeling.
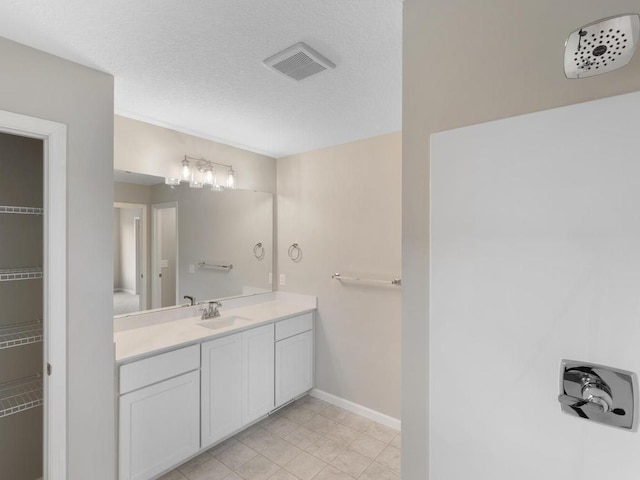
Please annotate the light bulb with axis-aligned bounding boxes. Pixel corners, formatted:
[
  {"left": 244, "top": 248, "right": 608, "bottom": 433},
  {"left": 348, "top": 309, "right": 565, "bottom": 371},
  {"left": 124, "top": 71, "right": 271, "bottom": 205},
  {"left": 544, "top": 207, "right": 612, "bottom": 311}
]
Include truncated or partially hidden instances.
[
  {"left": 226, "top": 168, "right": 235, "bottom": 190},
  {"left": 203, "top": 168, "right": 215, "bottom": 186},
  {"left": 181, "top": 159, "right": 192, "bottom": 182}
]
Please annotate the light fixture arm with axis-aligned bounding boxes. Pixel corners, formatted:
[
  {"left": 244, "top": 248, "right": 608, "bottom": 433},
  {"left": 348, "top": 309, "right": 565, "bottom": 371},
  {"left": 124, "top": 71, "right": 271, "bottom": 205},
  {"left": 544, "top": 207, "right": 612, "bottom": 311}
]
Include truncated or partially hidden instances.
[{"left": 184, "top": 155, "right": 233, "bottom": 171}]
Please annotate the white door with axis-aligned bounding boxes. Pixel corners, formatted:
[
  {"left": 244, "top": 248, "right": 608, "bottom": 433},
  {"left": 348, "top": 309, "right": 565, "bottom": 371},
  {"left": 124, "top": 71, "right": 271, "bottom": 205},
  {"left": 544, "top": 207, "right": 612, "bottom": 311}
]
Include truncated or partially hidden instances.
[
  {"left": 201, "top": 333, "right": 242, "bottom": 448},
  {"left": 151, "top": 203, "right": 178, "bottom": 308},
  {"left": 242, "top": 324, "right": 275, "bottom": 424},
  {"left": 119, "top": 371, "right": 200, "bottom": 480},
  {"left": 275, "top": 330, "right": 314, "bottom": 407}
]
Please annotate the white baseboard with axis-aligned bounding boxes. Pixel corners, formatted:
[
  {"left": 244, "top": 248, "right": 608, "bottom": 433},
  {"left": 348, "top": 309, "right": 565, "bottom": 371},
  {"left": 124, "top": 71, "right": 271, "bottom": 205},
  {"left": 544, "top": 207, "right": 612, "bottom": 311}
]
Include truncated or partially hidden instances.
[{"left": 309, "top": 388, "right": 401, "bottom": 431}]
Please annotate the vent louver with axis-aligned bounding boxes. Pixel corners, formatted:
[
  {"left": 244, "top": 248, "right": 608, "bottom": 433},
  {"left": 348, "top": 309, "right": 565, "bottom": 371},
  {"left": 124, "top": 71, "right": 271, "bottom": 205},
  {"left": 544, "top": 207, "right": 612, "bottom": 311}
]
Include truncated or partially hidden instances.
[{"left": 264, "top": 42, "right": 336, "bottom": 81}]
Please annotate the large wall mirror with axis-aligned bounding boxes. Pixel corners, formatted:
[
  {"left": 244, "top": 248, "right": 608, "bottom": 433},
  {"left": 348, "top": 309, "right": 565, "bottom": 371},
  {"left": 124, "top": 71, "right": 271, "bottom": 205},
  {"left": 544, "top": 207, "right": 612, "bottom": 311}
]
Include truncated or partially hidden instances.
[{"left": 113, "top": 170, "right": 274, "bottom": 315}]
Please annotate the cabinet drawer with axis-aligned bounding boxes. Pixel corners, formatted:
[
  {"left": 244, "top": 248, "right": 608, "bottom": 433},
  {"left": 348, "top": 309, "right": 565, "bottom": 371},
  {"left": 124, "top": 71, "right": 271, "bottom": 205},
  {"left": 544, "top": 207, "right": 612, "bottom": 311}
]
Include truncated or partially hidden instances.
[
  {"left": 120, "top": 345, "right": 200, "bottom": 394},
  {"left": 275, "top": 312, "right": 313, "bottom": 341}
]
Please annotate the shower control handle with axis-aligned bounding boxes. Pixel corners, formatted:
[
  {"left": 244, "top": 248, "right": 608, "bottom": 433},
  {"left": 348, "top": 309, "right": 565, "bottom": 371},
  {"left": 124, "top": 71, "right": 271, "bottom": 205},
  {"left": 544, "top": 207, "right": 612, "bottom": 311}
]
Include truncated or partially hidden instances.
[
  {"left": 558, "top": 393, "right": 605, "bottom": 414},
  {"left": 559, "top": 367, "right": 614, "bottom": 413},
  {"left": 558, "top": 359, "right": 636, "bottom": 429}
]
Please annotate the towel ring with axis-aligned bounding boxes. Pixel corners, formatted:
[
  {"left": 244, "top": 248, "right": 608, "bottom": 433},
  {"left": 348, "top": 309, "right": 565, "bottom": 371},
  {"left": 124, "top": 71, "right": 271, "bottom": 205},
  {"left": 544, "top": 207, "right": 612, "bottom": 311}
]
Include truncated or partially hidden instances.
[
  {"left": 288, "top": 243, "right": 302, "bottom": 262},
  {"left": 253, "top": 242, "right": 265, "bottom": 260}
]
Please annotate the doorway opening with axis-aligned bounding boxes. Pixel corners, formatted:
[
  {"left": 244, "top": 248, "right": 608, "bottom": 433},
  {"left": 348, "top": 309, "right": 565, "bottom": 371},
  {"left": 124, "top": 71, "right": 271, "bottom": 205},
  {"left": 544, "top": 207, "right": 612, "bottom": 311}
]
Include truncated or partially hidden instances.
[
  {"left": 0, "top": 109, "right": 67, "bottom": 480},
  {"left": 113, "top": 202, "right": 148, "bottom": 314}
]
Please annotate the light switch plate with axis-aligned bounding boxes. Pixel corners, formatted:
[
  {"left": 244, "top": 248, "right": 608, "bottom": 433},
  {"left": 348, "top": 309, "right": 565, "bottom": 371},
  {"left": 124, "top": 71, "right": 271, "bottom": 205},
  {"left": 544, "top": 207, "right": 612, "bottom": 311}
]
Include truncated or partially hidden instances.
[
  {"left": 189, "top": 264, "right": 195, "bottom": 273},
  {"left": 279, "top": 274, "right": 286, "bottom": 286},
  {"left": 160, "top": 259, "right": 169, "bottom": 268}
]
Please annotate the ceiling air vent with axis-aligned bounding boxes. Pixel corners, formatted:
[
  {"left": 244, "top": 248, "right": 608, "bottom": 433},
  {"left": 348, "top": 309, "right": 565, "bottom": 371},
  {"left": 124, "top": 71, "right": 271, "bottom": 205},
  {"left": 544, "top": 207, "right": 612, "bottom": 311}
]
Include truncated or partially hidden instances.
[{"left": 264, "top": 42, "right": 336, "bottom": 81}]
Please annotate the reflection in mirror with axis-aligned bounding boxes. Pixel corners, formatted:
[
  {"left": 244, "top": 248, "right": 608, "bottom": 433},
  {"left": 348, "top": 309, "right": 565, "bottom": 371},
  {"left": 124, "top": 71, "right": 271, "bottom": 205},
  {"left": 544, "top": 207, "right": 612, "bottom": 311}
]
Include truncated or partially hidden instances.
[{"left": 113, "top": 170, "right": 274, "bottom": 315}]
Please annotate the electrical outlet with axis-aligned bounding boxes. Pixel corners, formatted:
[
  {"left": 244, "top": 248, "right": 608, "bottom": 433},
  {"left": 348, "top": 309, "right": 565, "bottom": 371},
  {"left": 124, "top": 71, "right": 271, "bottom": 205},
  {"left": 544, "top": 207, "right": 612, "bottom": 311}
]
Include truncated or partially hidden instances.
[
  {"left": 269, "top": 272, "right": 272, "bottom": 284},
  {"left": 189, "top": 264, "right": 195, "bottom": 274},
  {"left": 279, "top": 274, "right": 286, "bottom": 286}
]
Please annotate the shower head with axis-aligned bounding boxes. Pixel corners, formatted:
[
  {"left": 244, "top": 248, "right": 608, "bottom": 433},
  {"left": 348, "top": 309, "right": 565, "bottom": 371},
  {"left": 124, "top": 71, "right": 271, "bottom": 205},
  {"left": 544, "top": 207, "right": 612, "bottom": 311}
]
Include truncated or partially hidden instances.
[{"left": 564, "top": 14, "right": 640, "bottom": 79}]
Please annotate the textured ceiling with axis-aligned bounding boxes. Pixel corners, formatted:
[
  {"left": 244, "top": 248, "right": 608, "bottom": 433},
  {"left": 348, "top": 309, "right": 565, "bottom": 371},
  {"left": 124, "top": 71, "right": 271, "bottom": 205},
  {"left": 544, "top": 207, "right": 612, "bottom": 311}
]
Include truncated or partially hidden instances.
[{"left": 0, "top": 0, "right": 402, "bottom": 158}]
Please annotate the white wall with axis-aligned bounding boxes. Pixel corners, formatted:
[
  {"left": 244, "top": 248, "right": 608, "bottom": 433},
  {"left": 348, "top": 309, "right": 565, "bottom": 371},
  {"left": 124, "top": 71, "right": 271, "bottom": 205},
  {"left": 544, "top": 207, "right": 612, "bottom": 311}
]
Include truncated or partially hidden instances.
[
  {"left": 430, "top": 92, "right": 640, "bottom": 479},
  {"left": 277, "top": 132, "right": 401, "bottom": 419},
  {"left": 0, "top": 37, "right": 115, "bottom": 479}
]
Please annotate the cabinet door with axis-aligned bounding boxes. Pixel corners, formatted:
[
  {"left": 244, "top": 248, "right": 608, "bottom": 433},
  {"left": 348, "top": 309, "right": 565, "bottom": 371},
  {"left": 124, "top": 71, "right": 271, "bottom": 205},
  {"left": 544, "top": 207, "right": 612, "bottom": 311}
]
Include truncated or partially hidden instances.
[
  {"left": 242, "top": 323, "right": 275, "bottom": 425},
  {"left": 201, "top": 333, "right": 242, "bottom": 448},
  {"left": 119, "top": 370, "right": 200, "bottom": 480},
  {"left": 275, "top": 330, "right": 314, "bottom": 407}
]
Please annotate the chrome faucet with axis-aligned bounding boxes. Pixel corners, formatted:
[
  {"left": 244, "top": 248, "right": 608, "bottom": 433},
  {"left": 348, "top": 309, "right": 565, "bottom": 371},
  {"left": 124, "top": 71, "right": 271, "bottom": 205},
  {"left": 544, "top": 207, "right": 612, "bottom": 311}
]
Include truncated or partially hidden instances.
[
  {"left": 184, "top": 295, "right": 196, "bottom": 306},
  {"left": 200, "top": 301, "right": 222, "bottom": 320}
]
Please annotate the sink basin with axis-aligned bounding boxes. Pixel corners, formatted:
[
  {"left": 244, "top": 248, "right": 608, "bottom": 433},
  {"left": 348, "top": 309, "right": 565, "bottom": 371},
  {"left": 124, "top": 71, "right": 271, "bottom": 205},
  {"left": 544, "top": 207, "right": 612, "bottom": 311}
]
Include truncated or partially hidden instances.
[{"left": 198, "top": 315, "right": 252, "bottom": 330}]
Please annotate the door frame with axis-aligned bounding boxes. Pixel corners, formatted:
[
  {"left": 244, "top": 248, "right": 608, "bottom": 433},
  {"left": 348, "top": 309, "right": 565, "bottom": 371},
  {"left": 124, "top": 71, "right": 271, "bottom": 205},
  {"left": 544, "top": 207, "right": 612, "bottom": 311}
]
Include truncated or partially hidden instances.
[
  {"left": 113, "top": 202, "right": 149, "bottom": 311},
  {"left": 151, "top": 202, "right": 179, "bottom": 308},
  {"left": 0, "top": 109, "right": 67, "bottom": 480}
]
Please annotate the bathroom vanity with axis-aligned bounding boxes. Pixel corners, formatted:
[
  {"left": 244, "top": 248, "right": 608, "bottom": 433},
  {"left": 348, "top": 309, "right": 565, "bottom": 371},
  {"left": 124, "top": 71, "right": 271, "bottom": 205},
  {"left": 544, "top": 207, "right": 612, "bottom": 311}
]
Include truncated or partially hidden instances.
[{"left": 114, "top": 292, "right": 316, "bottom": 480}]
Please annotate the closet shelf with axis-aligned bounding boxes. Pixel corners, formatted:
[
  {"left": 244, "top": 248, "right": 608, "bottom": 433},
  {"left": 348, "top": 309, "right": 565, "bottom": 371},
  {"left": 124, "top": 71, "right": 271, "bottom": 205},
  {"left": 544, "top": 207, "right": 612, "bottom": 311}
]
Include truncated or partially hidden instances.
[
  {"left": 0, "top": 322, "right": 43, "bottom": 350},
  {"left": 0, "top": 267, "right": 42, "bottom": 282},
  {"left": 0, "top": 205, "right": 43, "bottom": 215},
  {"left": 0, "top": 375, "right": 43, "bottom": 419}
]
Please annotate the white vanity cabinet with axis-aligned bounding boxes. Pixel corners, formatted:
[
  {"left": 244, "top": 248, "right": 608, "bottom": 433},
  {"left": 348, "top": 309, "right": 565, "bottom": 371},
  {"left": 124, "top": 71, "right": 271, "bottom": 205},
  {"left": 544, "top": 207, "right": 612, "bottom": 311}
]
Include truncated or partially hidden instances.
[
  {"left": 200, "top": 333, "right": 243, "bottom": 448},
  {"left": 117, "top": 303, "right": 315, "bottom": 480},
  {"left": 201, "top": 323, "right": 275, "bottom": 448},
  {"left": 119, "top": 346, "right": 200, "bottom": 480},
  {"left": 275, "top": 313, "right": 314, "bottom": 407},
  {"left": 242, "top": 324, "right": 275, "bottom": 424}
]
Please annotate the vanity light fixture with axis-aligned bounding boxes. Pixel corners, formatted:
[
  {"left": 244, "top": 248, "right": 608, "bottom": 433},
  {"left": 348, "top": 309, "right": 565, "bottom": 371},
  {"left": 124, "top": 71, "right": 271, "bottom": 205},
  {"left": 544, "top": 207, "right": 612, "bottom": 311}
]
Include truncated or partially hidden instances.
[
  {"left": 180, "top": 158, "right": 193, "bottom": 182},
  {"left": 165, "top": 155, "right": 237, "bottom": 191},
  {"left": 203, "top": 166, "right": 215, "bottom": 187},
  {"left": 226, "top": 168, "right": 235, "bottom": 190}
]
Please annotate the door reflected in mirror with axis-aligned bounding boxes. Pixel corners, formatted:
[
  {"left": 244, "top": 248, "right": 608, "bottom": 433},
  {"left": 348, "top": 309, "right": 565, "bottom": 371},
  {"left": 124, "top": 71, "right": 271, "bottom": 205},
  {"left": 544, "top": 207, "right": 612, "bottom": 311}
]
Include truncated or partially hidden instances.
[{"left": 113, "top": 170, "right": 274, "bottom": 316}]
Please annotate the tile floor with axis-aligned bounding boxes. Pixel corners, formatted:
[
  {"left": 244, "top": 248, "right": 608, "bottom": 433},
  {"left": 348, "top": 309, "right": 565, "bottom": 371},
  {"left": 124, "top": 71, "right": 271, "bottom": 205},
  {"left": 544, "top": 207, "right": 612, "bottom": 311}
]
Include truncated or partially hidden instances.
[{"left": 159, "top": 395, "right": 400, "bottom": 480}]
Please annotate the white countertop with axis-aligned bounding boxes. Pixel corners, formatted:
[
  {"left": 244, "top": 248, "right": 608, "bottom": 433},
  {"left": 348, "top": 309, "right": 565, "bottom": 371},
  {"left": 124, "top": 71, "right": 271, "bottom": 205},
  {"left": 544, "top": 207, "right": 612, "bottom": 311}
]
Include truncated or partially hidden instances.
[{"left": 114, "top": 293, "right": 316, "bottom": 364}]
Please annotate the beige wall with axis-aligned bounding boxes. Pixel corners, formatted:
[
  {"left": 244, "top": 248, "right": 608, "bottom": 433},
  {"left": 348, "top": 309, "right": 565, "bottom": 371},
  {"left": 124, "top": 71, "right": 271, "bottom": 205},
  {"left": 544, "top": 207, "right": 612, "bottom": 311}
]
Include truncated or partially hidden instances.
[
  {"left": 151, "top": 186, "right": 273, "bottom": 302},
  {"left": 0, "top": 37, "right": 115, "bottom": 479},
  {"left": 115, "top": 115, "right": 277, "bottom": 193},
  {"left": 277, "top": 132, "right": 401, "bottom": 419},
  {"left": 403, "top": 1, "right": 640, "bottom": 478}
]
